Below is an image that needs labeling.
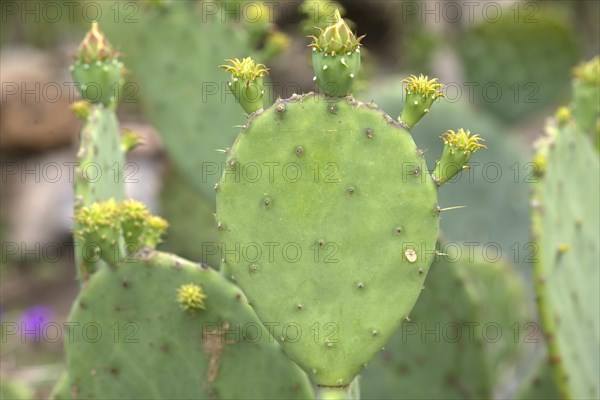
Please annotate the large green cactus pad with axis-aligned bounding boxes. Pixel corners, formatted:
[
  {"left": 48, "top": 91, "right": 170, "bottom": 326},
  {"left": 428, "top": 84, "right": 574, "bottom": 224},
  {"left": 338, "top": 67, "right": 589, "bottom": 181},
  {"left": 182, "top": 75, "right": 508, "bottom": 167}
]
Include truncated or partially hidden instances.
[
  {"left": 217, "top": 93, "right": 439, "bottom": 385},
  {"left": 60, "top": 250, "right": 313, "bottom": 399},
  {"left": 360, "top": 256, "right": 530, "bottom": 399},
  {"left": 532, "top": 120, "right": 600, "bottom": 399}
]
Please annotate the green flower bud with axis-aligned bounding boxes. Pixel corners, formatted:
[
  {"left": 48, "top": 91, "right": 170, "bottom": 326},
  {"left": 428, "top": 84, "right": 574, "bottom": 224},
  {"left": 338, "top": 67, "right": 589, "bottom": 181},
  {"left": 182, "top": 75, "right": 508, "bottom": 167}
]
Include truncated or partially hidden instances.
[
  {"left": 71, "top": 22, "right": 123, "bottom": 106},
  {"left": 141, "top": 216, "right": 169, "bottom": 249},
  {"left": 555, "top": 106, "right": 571, "bottom": 127},
  {"left": 433, "top": 129, "right": 486, "bottom": 185},
  {"left": 308, "top": 10, "right": 363, "bottom": 55},
  {"left": 74, "top": 199, "right": 169, "bottom": 263},
  {"left": 120, "top": 199, "right": 168, "bottom": 251},
  {"left": 220, "top": 57, "right": 269, "bottom": 114},
  {"left": 74, "top": 199, "right": 124, "bottom": 264},
  {"left": 177, "top": 284, "right": 206, "bottom": 311},
  {"left": 120, "top": 130, "right": 144, "bottom": 153},
  {"left": 309, "top": 9, "right": 364, "bottom": 97},
  {"left": 399, "top": 74, "right": 444, "bottom": 129},
  {"left": 573, "top": 56, "right": 600, "bottom": 86},
  {"left": 71, "top": 100, "right": 91, "bottom": 120},
  {"left": 301, "top": 1, "right": 348, "bottom": 36}
]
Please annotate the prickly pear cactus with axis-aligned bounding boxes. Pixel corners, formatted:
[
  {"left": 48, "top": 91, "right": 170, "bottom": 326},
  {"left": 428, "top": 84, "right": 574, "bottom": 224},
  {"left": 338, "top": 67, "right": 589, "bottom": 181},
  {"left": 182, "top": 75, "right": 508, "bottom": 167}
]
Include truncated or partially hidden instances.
[
  {"left": 74, "top": 199, "right": 169, "bottom": 265},
  {"left": 70, "top": 23, "right": 133, "bottom": 281},
  {"left": 459, "top": 260, "right": 531, "bottom": 381},
  {"left": 308, "top": 10, "right": 364, "bottom": 97},
  {"left": 73, "top": 106, "right": 125, "bottom": 210},
  {"left": 59, "top": 200, "right": 313, "bottom": 399},
  {"left": 60, "top": 20, "right": 312, "bottom": 400},
  {"left": 217, "top": 13, "right": 484, "bottom": 395},
  {"left": 531, "top": 57, "right": 600, "bottom": 399},
  {"left": 60, "top": 249, "right": 313, "bottom": 399},
  {"left": 220, "top": 91, "right": 439, "bottom": 388}
]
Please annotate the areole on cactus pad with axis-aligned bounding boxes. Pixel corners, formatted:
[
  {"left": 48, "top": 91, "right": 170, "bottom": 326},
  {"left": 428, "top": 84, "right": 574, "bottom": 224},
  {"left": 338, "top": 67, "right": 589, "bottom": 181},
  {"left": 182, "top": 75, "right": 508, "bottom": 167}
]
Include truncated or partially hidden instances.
[{"left": 217, "top": 10, "right": 484, "bottom": 395}]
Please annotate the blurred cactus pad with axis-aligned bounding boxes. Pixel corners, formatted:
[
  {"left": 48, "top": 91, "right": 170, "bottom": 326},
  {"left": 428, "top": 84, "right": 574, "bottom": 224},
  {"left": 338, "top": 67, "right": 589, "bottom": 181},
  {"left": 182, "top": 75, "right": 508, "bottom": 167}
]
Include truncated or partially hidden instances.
[
  {"left": 459, "top": 6, "right": 579, "bottom": 121},
  {"left": 361, "top": 255, "right": 531, "bottom": 399},
  {"left": 95, "top": 1, "right": 275, "bottom": 201},
  {"left": 531, "top": 57, "right": 599, "bottom": 399}
]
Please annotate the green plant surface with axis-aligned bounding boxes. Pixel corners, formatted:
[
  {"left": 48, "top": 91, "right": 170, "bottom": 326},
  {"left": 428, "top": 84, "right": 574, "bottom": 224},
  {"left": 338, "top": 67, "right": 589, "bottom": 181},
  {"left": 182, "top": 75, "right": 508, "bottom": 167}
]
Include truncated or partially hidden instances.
[
  {"left": 217, "top": 93, "right": 439, "bottom": 386},
  {"left": 364, "top": 78, "right": 530, "bottom": 268},
  {"left": 73, "top": 106, "right": 125, "bottom": 208},
  {"left": 159, "top": 167, "right": 220, "bottom": 267},
  {"left": 459, "top": 7, "right": 579, "bottom": 121},
  {"left": 360, "top": 256, "right": 530, "bottom": 399},
  {"left": 572, "top": 56, "right": 600, "bottom": 135},
  {"left": 360, "top": 256, "right": 490, "bottom": 399},
  {"left": 531, "top": 119, "right": 600, "bottom": 399},
  {"left": 516, "top": 361, "right": 560, "bottom": 400},
  {"left": 59, "top": 250, "right": 314, "bottom": 400},
  {"left": 98, "top": 2, "right": 257, "bottom": 202},
  {"left": 50, "top": 372, "right": 72, "bottom": 400},
  {"left": 459, "top": 260, "right": 530, "bottom": 381},
  {"left": 73, "top": 106, "right": 126, "bottom": 280}
]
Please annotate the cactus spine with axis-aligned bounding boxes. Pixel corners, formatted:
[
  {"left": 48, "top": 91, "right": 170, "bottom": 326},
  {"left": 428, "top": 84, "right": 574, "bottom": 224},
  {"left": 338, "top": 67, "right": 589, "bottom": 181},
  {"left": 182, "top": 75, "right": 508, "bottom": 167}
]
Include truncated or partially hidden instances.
[{"left": 217, "top": 10, "right": 484, "bottom": 393}]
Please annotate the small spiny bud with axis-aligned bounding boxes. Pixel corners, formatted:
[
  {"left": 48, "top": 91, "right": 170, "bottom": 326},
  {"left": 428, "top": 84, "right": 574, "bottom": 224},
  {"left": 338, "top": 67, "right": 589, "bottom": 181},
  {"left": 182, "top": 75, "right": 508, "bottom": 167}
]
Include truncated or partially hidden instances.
[{"left": 177, "top": 284, "right": 206, "bottom": 311}]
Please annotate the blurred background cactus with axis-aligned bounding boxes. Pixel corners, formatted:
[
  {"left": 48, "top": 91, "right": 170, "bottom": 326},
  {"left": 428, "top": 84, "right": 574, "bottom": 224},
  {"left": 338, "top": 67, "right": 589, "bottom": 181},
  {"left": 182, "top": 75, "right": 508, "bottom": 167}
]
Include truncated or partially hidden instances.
[
  {"left": 1, "top": 1, "right": 598, "bottom": 399},
  {"left": 530, "top": 57, "right": 599, "bottom": 400}
]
